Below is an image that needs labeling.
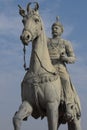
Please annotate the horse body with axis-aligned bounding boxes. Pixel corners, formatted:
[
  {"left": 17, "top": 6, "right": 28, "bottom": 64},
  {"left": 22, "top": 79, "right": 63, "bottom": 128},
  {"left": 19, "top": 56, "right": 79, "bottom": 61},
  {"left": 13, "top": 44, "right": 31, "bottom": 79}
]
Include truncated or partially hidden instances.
[{"left": 13, "top": 2, "right": 81, "bottom": 130}]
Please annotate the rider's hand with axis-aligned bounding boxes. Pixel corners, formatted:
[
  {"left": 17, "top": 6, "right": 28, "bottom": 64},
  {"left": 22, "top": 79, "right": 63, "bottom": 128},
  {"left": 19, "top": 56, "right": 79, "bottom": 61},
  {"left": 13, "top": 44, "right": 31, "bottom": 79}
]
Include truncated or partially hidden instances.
[{"left": 60, "top": 53, "right": 75, "bottom": 64}]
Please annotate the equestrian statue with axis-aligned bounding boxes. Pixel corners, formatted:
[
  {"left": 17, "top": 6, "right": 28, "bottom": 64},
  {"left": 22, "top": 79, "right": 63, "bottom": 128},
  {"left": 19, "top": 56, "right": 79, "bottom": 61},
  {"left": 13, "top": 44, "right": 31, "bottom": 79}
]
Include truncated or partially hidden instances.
[{"left": 13, "top": 2, "right": 81, "bottom": 130}]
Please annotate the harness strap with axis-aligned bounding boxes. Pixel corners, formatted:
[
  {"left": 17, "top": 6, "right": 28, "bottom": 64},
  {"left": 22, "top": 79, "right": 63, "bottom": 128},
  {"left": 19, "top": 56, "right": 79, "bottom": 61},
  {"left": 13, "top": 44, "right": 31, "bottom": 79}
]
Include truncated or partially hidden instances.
[
  {"left": 34, "top": 50, "right": 57, "bottom": 75},
  {"left": 23, "top": 45, "right": 29, "bottom": 71},
  {"left": 23, "top": 45, "right": 57, "bottom": 76}
]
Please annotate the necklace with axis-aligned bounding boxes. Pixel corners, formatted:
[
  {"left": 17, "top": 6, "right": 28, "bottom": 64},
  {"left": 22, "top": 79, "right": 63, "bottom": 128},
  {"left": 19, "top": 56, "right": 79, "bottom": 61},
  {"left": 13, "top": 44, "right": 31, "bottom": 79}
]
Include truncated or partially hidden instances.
[{"left": 50, "top": 38, "right": 60, "bottom": 49}]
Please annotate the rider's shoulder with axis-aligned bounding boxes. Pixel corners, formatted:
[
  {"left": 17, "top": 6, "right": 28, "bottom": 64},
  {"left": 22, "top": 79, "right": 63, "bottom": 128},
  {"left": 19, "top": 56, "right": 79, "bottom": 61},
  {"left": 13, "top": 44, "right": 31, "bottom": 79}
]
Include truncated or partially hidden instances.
[{"left": 61, "top": 38, "right": 72, "bottom": 46}]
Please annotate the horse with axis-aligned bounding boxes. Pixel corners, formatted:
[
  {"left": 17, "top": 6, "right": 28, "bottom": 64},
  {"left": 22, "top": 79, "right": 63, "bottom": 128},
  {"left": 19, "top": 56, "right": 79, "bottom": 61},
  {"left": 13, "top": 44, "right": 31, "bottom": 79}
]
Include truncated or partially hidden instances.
[{"left": 13, "top": 2, "right": 81, "bottom": 130}]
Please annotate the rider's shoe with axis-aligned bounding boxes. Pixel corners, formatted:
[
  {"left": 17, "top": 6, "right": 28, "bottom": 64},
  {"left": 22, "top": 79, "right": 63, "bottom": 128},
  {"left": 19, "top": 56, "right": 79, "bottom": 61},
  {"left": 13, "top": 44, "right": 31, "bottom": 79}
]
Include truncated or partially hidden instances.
[{"left": 65, "top": 103, "right": 74, "bottom": 121}]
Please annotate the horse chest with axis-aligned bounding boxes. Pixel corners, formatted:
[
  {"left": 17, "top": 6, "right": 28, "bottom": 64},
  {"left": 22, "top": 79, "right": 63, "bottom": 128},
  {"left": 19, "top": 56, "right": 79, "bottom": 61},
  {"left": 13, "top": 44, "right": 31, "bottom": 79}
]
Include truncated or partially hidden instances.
[{"left": 22, "top": 71, "right": 59, "bottom": 104}]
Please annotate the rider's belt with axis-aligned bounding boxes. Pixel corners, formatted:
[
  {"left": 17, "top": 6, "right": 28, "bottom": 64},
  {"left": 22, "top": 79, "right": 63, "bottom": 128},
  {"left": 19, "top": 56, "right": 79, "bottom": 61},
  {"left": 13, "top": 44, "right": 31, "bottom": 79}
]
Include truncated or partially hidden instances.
[{"left": 51, "top": 59, "right": 64, "bottom": 65}]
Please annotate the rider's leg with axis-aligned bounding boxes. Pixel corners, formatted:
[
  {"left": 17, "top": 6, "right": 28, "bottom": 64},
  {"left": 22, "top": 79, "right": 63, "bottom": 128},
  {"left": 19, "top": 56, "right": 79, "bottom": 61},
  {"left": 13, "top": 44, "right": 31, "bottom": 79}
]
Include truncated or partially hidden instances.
[
  {"left": 13, "top": 101, "right": 33, "bottom": 130},
  {"left": 59, "top": 66, "right": 75, "bottom": 119},
  {"left": 68, "top": 118, "right": 81, "bottom": 130}
]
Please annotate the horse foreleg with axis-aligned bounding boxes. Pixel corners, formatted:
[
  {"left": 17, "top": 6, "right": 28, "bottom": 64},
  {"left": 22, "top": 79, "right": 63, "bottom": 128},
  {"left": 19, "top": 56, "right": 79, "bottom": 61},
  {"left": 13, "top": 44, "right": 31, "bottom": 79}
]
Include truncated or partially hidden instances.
[
  {"left": 68, "top": 118, "right": 81, "bottom": 130},
  {"left": 13, "top": 101, "right": 33, "bottom": 130},
  {"left": 47, "top": 101, "right": 59, "bottom": 130}
]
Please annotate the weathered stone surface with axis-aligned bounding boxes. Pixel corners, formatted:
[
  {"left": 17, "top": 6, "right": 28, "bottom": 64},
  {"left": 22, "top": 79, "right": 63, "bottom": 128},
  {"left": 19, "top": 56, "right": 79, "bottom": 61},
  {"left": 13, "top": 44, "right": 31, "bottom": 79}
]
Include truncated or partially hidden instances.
[{"left": 13, "top": 2, "right": 81, "bottom": 130}]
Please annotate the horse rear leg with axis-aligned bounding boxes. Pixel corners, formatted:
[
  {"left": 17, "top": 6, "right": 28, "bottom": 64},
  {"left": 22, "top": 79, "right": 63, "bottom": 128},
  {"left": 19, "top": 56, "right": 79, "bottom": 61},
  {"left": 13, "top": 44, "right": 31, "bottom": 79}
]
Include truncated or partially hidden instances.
[
  {"left": 68, "top": 118, "right": 81, "bottom": 130},
  {"left": 13, "top": 101, "right": 33, "bottom": 130},
  {"left": 47, "top": 101, "right": 59, "bottom": 130}
]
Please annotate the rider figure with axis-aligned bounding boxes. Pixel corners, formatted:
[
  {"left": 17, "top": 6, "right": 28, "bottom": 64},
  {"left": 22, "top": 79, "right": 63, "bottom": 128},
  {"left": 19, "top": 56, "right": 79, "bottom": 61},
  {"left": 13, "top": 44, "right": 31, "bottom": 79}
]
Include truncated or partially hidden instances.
[{"left": 47, "top": 17, "right": 81, "bottom": 121}]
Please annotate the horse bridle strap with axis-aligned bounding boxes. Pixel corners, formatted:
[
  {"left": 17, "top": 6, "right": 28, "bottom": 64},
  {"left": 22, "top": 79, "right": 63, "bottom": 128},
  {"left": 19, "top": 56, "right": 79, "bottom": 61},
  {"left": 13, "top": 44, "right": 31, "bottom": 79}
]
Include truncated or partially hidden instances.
[
  {"left": 23, "top": 28, "right": 34, "bottom": 41},
  {"left": 34, "top": 50, "right": 57, "bottom": 75},
  {"left": 23, "top": 45, "right": 56, "bottom": 76},
  {"left": 23, "top": 45, "right": 29, "bottom": 71}
]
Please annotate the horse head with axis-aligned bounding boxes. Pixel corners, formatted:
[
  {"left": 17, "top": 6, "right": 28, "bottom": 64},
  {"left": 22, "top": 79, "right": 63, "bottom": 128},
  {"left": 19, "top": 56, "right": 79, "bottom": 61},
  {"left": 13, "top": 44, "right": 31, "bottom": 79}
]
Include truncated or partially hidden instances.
[{"left": 19, "top": 2, "right": 42, "bottom": 45}]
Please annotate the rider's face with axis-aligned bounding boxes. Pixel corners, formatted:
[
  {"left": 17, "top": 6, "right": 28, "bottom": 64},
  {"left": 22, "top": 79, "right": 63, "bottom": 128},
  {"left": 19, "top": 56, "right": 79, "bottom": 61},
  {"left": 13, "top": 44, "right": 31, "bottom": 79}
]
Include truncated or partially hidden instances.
[{"left": 52, "top": 25, "right": 62, "bottom": 37}]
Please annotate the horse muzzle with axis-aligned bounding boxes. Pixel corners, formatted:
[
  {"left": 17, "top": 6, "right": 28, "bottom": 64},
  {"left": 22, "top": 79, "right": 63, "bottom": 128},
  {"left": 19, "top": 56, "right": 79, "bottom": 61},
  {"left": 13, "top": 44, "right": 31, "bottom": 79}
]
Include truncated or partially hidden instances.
[{"left": 20, "top": 30, "right": 32, "bottom": 45}]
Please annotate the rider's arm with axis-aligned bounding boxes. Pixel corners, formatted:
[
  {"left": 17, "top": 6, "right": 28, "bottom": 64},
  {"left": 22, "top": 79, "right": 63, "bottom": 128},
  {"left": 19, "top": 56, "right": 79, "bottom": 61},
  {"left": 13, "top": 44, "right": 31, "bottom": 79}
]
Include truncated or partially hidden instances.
[{"left": 61, "top": 40, "right": 76, "bottom": 64}]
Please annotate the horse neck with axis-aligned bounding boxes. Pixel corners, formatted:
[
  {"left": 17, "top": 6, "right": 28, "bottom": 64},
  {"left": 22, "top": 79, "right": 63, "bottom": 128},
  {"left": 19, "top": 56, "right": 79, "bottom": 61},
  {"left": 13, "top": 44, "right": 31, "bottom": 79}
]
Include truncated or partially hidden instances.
[{"left": 29, "top": 30, "right": 55, "bottom": 74}]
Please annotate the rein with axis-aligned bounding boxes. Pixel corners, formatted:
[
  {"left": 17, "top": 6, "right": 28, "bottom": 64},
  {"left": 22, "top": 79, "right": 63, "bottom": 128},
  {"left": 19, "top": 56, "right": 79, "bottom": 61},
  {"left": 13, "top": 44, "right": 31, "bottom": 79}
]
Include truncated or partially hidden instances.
[
  {"left": 23, "top": 45, "right": 29, "bottom": 71},
  {"left": 23, "top": 45, "right": 57, "bottom": 75},
  {"left": 34, "top": 51, "right": 56, "bottom": 75}
]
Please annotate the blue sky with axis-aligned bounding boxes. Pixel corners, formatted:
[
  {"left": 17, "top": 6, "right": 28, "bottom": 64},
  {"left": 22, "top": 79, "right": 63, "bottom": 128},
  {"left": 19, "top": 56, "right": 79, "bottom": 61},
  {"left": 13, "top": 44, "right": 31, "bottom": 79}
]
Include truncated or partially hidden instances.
[{"left": 0, "top": 0, "right": 87, "bottom": 130}]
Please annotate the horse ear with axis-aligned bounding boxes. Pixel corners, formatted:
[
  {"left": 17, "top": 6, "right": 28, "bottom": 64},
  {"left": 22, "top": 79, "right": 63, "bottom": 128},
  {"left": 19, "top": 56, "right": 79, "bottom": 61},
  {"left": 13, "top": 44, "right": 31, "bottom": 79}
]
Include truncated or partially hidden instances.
[
  {"left": 34, "top": 2, "right": 39, "bottom": 11},
  {"left": 18, "top": 5, "right": 25, "bottom": 17},
  {"left": 27, "top": 2, "right": 31, "bottom": 13}
]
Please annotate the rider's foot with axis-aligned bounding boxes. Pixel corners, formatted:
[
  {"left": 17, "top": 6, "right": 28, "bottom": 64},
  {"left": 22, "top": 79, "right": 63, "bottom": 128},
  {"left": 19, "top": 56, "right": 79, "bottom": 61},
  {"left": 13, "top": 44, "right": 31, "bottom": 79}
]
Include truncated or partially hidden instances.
[{"left": 65, "top": 103, "right": 74, "bottom": 121}]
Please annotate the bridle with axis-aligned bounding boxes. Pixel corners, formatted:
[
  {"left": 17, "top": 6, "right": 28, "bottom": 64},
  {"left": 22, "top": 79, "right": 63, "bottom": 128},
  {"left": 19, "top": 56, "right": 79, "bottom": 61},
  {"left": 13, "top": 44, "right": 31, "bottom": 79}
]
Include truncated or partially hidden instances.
[
  {"left": 23, "top": 28, "right": 35, "bottom": 41},
  {"left": 22, "top": 13, "right": 56, "bottom": 75},
  {"left": 23, "top": 44, "right": 57, "bottom": 75},
  {"left": 23, "top": 44, "right": 29, "bottom": 71}
]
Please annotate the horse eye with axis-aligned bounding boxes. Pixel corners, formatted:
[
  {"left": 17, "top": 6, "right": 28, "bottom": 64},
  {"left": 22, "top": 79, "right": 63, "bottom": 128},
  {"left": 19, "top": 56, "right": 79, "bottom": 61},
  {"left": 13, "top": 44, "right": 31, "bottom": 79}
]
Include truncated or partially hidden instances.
[{"left": 35, "top": 19, "right": 39, "bottom": 23}]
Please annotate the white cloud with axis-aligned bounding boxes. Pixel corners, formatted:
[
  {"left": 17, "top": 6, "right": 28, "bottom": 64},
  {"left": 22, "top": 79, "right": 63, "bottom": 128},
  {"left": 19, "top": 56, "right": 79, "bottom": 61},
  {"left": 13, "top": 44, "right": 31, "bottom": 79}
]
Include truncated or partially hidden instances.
[{"left": 62, "top": 24, "right": 74, "bottom": 38}]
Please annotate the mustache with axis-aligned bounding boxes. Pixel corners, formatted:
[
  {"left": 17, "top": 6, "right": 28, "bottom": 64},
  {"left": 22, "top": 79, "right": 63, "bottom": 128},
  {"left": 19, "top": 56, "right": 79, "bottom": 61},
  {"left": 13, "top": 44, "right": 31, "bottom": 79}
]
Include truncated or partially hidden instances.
[{"left": 52, "top": 31, "right": 58, "bottom": 34}]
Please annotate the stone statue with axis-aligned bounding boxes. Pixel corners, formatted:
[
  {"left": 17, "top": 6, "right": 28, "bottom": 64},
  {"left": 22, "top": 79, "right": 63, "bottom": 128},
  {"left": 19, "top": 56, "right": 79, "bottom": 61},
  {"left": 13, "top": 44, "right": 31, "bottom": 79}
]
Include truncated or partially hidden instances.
[
  {"left": 47, "top": 17, "right": 81, "bottom": 121},
  {"left": 13, "top": 2, "right": 81, "bottom": 130}
]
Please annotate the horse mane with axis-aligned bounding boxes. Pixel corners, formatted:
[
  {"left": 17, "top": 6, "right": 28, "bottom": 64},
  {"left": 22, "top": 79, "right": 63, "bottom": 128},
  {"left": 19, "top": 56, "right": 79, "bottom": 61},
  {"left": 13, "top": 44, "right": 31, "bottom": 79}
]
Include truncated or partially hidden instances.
[{"left": 33, "top": 17, "right": 56, "bottom": 74}]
